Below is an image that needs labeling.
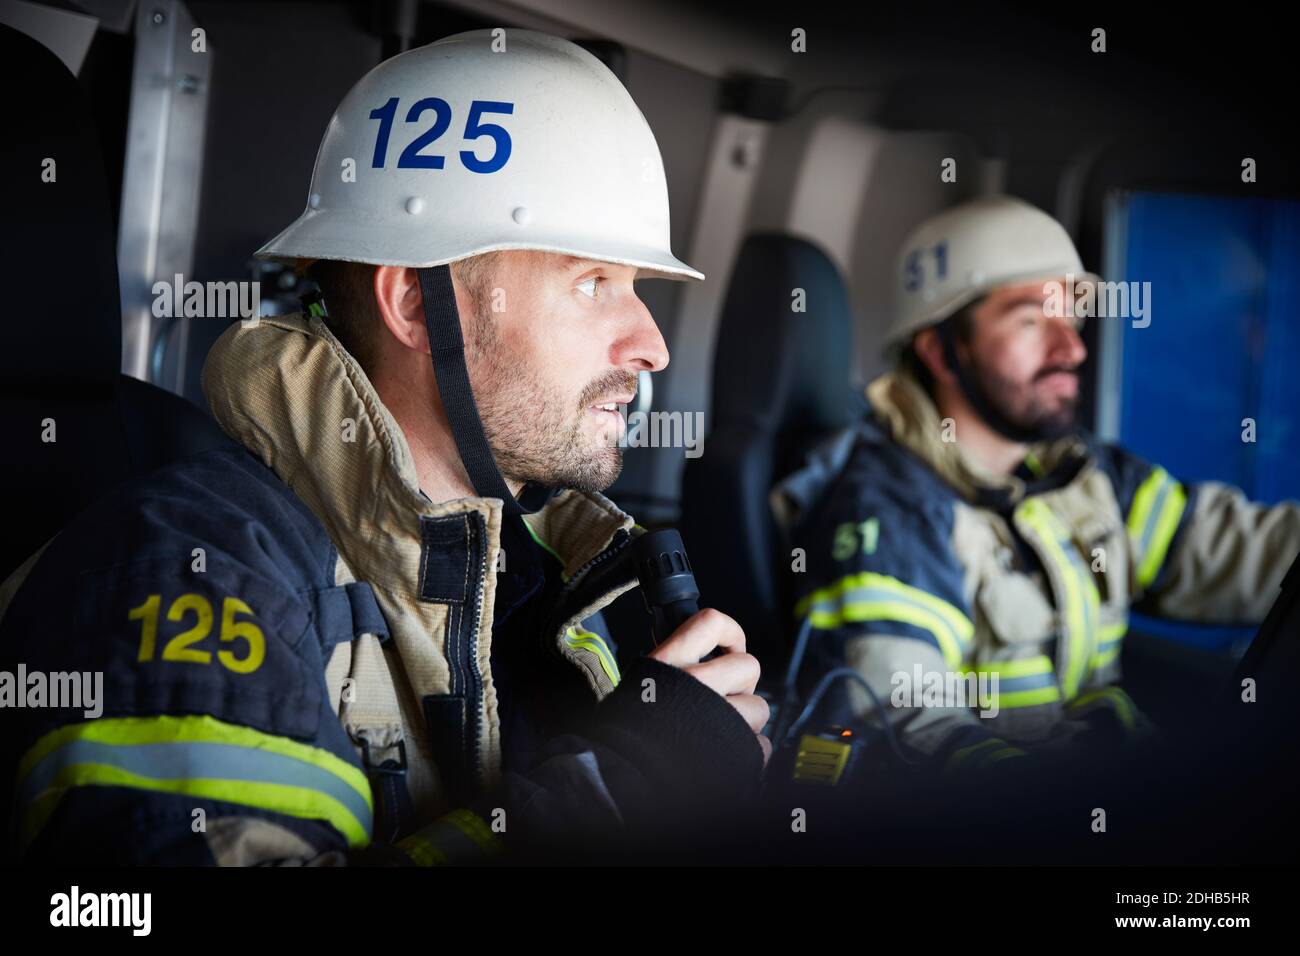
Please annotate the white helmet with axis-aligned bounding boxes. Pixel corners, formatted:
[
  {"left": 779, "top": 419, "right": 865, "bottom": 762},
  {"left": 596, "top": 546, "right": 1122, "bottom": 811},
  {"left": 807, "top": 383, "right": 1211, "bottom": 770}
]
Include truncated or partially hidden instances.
[
  {"left": 884, "top": 195, "right": 1099, "bottom": 351},
  {"left": 257, "top": 29, "right": 702, "bottom": 281}
]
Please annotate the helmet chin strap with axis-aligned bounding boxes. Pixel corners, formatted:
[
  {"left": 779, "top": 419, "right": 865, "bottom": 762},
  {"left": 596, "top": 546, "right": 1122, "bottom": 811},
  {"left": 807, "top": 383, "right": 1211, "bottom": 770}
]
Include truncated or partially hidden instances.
[
  {"left": 935, "top": 318, "right": 1054, "bottom": 446},
  {"left": 416, "top": 264, "right": 553, "bottom": 516}
]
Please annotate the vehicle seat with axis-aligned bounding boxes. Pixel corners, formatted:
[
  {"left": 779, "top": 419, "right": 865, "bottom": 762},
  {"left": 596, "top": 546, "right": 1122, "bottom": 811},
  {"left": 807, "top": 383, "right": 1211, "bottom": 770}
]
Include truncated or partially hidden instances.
[
  {"left": 680, "top": 233, "right": 858, "bottom": 669},
  {"left": 0, "top": 25, "right": 232, "bottom": 582}
]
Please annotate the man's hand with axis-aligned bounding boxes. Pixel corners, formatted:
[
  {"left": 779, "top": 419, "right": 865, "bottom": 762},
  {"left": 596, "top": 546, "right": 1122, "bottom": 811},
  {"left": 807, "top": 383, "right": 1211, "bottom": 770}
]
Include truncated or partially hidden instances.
[{"left": 648, "top": 608, "right": 772, "bottom": 765}]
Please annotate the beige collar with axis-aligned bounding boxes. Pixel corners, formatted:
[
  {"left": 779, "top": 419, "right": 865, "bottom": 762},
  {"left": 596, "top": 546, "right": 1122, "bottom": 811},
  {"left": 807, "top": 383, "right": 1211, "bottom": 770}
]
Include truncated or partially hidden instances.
[
  {"left": 202, "top": 313, "right": 633, "bottom": 591},
  {"left": 866, "top": 367, "right": 1082, "bottom": 504}
]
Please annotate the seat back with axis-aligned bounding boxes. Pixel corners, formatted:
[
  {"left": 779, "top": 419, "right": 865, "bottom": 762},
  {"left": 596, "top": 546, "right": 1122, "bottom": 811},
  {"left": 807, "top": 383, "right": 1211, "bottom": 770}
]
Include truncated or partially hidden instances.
[
  {"left": 0, "top": 25, "right": 231, "bottom": 582},
  {"left": 680, "top": 233, "right": 857, "bottom": 667}
]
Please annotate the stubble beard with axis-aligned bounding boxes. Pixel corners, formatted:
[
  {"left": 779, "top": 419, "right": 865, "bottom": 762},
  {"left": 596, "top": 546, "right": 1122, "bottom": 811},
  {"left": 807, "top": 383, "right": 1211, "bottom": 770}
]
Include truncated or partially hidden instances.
[
  {"left": 971, "top": 361, "right": 1079, "bottom": 441},
  {"left": 466, "top": 307, "right": 631, "bottom": 493}
]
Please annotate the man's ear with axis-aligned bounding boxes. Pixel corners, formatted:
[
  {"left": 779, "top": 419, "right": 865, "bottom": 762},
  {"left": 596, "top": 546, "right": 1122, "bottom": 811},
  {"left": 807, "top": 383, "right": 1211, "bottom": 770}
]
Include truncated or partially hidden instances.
[
  {"left": 373, "top": 265, "right": 429, "bottom": 353},
  {"left": 913, "top": 326, "right": 958, "bottom": 386}
]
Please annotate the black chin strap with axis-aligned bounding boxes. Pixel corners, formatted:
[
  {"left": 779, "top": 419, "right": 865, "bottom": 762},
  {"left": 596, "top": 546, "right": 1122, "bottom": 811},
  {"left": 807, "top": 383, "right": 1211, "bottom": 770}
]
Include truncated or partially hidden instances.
[
  {"left": 936, "top": 317, "right": 1048, "bottom": 446},
  {"left": 416, "top": 264, "right": 552, "bottom": 516}
]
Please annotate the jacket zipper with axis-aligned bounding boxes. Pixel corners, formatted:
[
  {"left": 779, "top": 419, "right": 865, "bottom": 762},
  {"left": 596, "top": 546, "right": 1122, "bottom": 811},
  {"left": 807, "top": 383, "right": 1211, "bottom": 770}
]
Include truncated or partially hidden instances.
[
  {"left": 467, "top": 514, "right": 488, "bottom": 783},
  {"left": 542, "top": 528, "right": 633, "bottom": 663}
]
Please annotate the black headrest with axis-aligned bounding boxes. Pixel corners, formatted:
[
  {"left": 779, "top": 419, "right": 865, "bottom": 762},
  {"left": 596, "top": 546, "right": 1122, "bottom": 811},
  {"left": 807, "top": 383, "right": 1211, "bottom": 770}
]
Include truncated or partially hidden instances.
[
  {"left": 0, "top": 24, "right": 120, "bottom": 392},
  {"left": 709, "top": 233, "right": 856, "bottom": 476},
  {"left": 680, "top": 233, "right": 857, "bottom": 668}
]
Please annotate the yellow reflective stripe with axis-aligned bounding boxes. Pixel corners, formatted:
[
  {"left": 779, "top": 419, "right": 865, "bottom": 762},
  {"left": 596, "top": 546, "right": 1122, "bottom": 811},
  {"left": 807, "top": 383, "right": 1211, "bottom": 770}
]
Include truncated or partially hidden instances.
[
  {"left": 1091, "top": 646, "right": 1121, "bottom": 669},
  {"left": 947, "top": 737, "right": 1027, "bottom": 771},
  {"left": 398, "top": 832, "right": 450, "bottom": 867},
  {"left": 24, "top": 765, "right": 369, "bottom": 848},
  {"left": 1110, "top": 692, "right": 1137, "bottom": 732},
  {"left": 997, "top": 686, "right": 1062, "bottom": 709},
  {"left": 398, "top": 809, "right": 502, "bottom": 866},
  {"left": 565, "top": 627, "right": 621, "bottom": 686},
  {"left": 16, "top": 715, "right": 372, "bottom": 848},
  {"left": 795, "top": 572, "right": 973, "bottom": 668},
  {"left": 948, "top": 738, "right": 1003, "bottom": 769},
  {"left": 1129, "top": 468, "right": 1187, "bottom": 589},
  {"left": 443, "top": 808, "right": 502, "bottom": 855},
  {"left": 1099, "top": 622, "right": 1127, "bottom": 642},
  {"left": 796, "top": 573, "right": 972, "bottom": 642},
  {"left": 1092, "top": 622, "right": 1127, "bottom": 669},
  {"left": 1070, "top": 687, "right": 1138, "bottom": 732},
  {"left": 523, "top": 520, "right": 574, "bottom": 581},
  {"left": 1127, "top": 467, "right": 1165, "bottom": 548},
  {"left": 1046, "top": 502, "right": 1103, "bottom": 668},
  {"left": 521, "top": 519, "right": 564, "bottom": 565},
  {"left": 17, "top": 716, "right": 372, "bottom": 848},
  {"left": 961, "top": 655, "right": 1054, "bottom": 679},
  {"left": 16, "top": 714, "right": 367, "bottom": 794},
  {"left": 986, "top": 746, "right": 1029, "bottom": 764},
  {"left": 1016, "top": 499, "right": 1098, "bottom": 701},
  {"left": 816, "top": 601, "right": 963, "bottom": 668},
  {"left": 959, "top": 656, "right": 1060, "bottom": 706}
]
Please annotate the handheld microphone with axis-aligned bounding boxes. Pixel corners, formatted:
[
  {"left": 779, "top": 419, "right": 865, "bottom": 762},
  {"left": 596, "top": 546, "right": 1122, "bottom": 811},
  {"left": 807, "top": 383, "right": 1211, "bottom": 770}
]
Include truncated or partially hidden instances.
[{"left": 631, "top": 528, "right": 700, "bottom": 645}]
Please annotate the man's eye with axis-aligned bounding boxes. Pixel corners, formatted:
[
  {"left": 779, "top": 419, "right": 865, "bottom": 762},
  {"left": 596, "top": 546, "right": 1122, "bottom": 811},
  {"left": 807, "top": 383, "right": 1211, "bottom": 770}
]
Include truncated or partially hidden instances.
[{"left": 577, "top": 277, "right": 601, "bottom": 299}]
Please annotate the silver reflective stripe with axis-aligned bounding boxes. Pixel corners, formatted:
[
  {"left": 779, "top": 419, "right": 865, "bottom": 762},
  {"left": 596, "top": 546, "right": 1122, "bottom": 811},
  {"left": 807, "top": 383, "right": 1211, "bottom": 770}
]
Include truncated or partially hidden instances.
[{"left": 22, "top": 738, "right": 373, "bottom": 836}]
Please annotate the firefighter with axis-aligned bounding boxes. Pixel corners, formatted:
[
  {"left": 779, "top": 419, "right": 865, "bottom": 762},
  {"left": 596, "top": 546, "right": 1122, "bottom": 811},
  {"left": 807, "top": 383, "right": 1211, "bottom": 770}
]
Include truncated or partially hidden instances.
[
  {"left": 0, "top": 30, "right": 768, "bottom": 865},
  {"left": 781, "top": 195, "right": 1300, "bottom": 771}
]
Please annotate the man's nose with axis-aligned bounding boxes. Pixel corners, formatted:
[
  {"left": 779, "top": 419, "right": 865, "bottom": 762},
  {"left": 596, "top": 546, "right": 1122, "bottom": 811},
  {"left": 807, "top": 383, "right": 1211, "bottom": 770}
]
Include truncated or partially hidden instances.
[
  {"left": 615, "top": 296, "right": 670, "bottom": 372},
  {"left": 1048, "top": 317, "right": 1088, "bottom": 367}
]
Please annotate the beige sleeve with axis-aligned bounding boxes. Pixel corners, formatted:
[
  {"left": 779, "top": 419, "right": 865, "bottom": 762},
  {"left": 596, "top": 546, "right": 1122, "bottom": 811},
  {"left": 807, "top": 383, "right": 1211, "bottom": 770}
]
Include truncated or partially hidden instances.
[
  {"left": 202, "top": 818, "right": 352, "bottom": 866},
  {"left": 1145, "top": 482, "right": 1300, "bottom": 624}
]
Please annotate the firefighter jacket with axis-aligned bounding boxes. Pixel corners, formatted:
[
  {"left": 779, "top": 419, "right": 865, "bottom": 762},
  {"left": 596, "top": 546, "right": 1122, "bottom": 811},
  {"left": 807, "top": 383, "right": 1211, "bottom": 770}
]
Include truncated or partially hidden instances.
[
  {"left": 779, "top": 368, "right": 1300, "bottom": 770},
  {"left": 0, "top": 314, "right": 762, "bottom": 864}
]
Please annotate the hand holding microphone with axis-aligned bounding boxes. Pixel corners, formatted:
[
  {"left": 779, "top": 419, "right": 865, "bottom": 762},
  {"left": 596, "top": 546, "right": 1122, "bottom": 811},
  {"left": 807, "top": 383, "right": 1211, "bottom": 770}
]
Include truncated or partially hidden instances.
[{"left": 632, "top": 529, "right": 771, "bottom": 764}]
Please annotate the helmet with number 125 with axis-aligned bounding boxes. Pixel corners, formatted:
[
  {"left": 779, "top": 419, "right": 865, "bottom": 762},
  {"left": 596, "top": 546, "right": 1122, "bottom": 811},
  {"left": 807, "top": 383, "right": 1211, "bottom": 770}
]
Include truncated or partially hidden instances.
[{"left": 258, "top": 28, "right": 702, "bottom": 282}]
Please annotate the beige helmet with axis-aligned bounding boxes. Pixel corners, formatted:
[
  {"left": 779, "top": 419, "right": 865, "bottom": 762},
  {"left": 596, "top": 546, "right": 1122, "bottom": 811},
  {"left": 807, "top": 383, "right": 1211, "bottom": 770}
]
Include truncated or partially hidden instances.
[
  {"left": 257, "top": 29, "right": 701, "bottom": 281},
  {"left": 884, "top": 195, "right": 1100, "bottom": 353}
]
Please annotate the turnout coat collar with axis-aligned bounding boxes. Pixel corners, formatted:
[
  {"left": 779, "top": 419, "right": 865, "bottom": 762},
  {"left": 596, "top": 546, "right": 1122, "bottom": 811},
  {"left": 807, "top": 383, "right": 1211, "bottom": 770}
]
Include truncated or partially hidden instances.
[
  {"left": 866, "top": 368, "right": 1089, "bottom": 507},
  {"left": 202, "top": 313, "right": 637, "bottom": 800}
]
